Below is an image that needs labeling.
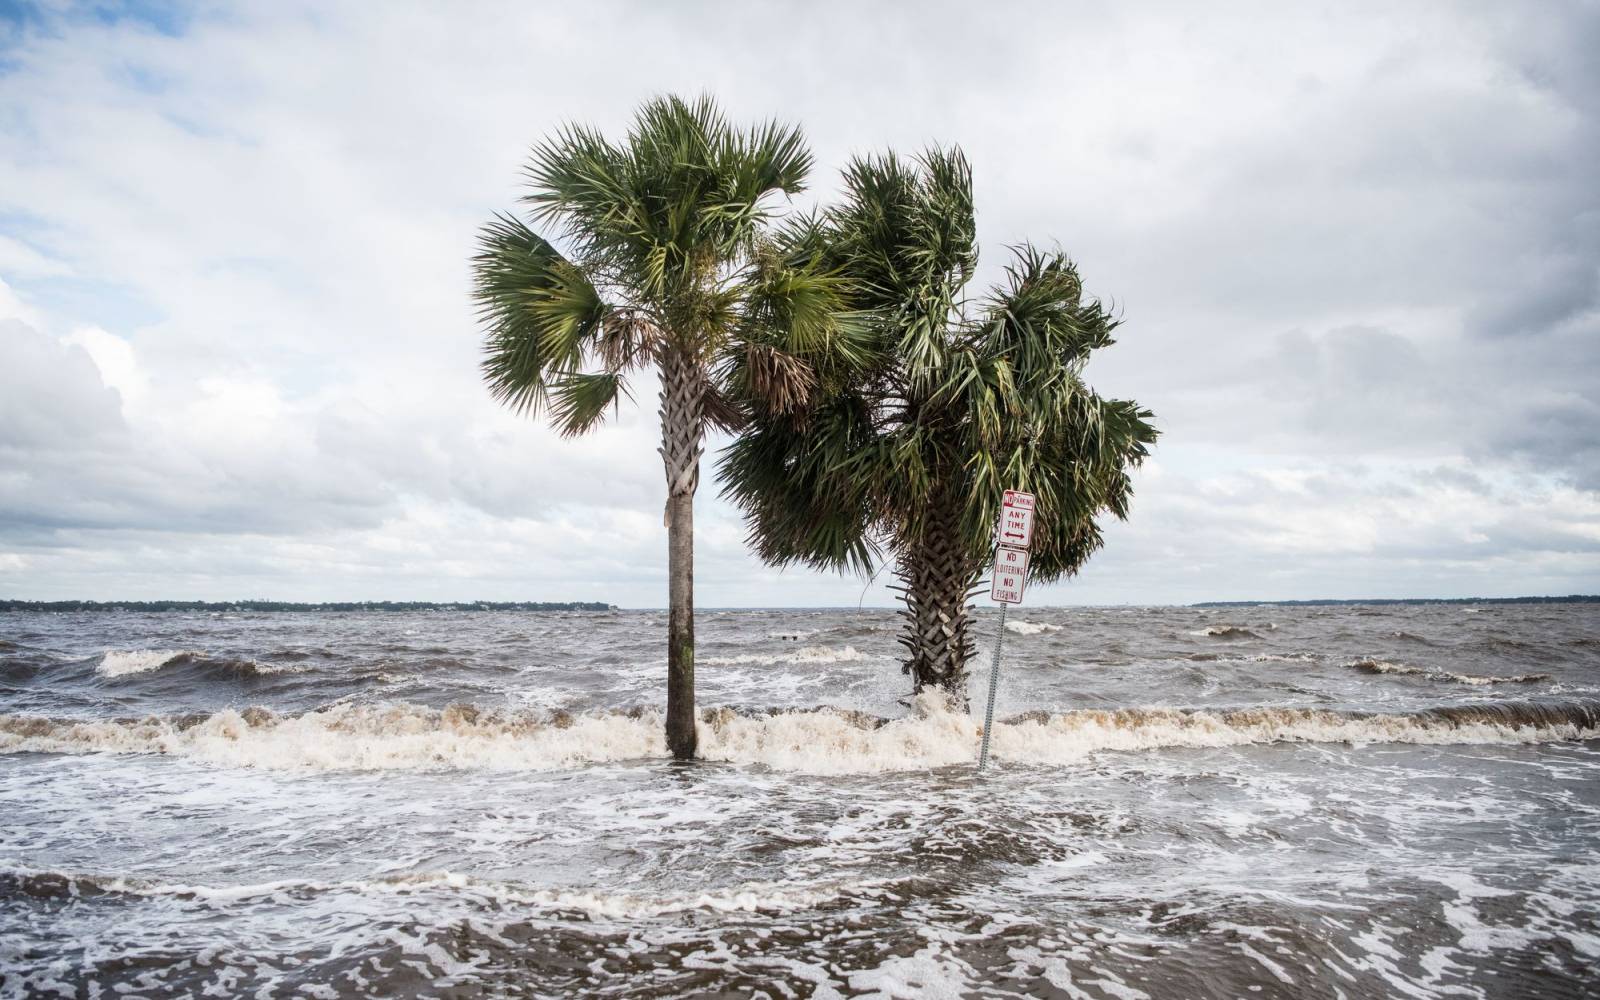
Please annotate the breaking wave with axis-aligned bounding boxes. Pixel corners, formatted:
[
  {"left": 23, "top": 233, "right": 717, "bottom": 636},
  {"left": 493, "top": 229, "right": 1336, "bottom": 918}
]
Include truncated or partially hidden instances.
[
  {"left": 1006, "top": 620, "right": 1063, "bottom": 636},
  {"left": 96, "top": 649, "right": 305, "bottom": 682},
  {"left": 4, "top": 693, "right": 1595, "bottom": 776},
  {"left": 1190, "top": 626, "right": 1266, "bottom": 640},
  {"left": 97, "top": 649, "right": 202, "bottom": 678},
  {"left": 1348, "top": 659, "right": 1551, "bottom": 686},
  {"left": 1392, "top": 631, "right": 1438, "bottom": 645}
]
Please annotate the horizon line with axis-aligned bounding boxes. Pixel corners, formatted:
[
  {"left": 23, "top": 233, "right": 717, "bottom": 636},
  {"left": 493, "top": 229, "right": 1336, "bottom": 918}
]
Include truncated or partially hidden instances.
[{"left": 3, "top": 594, "right": 1597, "bottom": 610}]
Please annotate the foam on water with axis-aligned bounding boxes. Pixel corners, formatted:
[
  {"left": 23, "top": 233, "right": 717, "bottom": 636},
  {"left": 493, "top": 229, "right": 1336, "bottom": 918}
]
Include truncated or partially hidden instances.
[
  {"left": 1188, "top": 625, "right": 1271, "bottom": 639},
  {"left": 699, "top": 644, "right": 877, "bottom": 666},
  {"left": 5, "top": 693, "right": 1595, "bottom": 775},
  {"left": 94, "top": 649, "right": 307, "bottom": 681},
  {"left": 96, "top": 649, "right": 200, "bottom": 678},
  {"left": 1006, "top": 620, "right": 1062, "bottom": 635},
  {"left": 1350, "top": 659, "right": 1552, "bottom": 686},
  {"left": 0, "top": 866, "right": 871, "bottom": 920},
  {"left": 6, "top": 604, "right": 1598, "bottom": 998},
  {"left": 0, "top": 703, "right": 663, "bottom": 772}
]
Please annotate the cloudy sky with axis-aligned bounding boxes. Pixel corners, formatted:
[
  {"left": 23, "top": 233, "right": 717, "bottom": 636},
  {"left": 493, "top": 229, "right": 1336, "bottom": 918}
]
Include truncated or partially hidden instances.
[{"left": 1, "top": 1, "right": 1596, "bottom": 607}]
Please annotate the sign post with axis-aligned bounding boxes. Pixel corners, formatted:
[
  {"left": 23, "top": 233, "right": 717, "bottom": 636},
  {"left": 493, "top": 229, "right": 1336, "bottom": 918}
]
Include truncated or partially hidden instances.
[{"left": 978, "top": 490, "right": 1035, "bottom": 771}]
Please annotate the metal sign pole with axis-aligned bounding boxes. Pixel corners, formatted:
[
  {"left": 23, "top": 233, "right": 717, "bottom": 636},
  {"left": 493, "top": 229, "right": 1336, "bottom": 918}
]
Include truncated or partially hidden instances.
[
  {"left": 979, "top": 488, "right": 1034, "bottom": 772},
  {"left": 977, "top": 601, "right": 1008, "bottom": 770}
]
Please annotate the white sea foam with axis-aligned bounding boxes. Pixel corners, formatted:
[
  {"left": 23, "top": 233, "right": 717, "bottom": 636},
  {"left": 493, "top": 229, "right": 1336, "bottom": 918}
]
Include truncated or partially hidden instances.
[
  {"left": 1, "top": 864, "right": 870, "bottom": 919},
  {"left": 845, "top": 942, "right": 975, "bottom": 999},
  {"left": 96, "top": 649, "right": 198, "bottom": 678},
  {"left": 4, "top": 694, "right": 1594, "bottom": 776},
  {"left": 701, "top": 645, "right": 876, "bottom": 666},
  {"left": 516, "top": 880, "right": 861, "bottom": 918},
  {"left": 95, "top": 649, "right": 307, "bottom": 680},
  {"left": 1188, "top": 625, "right": 1267, "bottom": 639},
  {"left": 1350, "top": 659, "right": 1550, "bottom": 686},
  {"left": 1006, "top": 620, "right": 1062, "bottom": 636},
  {"left": 0, "top": 703, "right": 663, "bottom": 772}
]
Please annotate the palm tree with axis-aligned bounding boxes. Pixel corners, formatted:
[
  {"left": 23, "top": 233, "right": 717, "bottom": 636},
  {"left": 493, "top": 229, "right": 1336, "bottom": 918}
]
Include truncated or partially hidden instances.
[
  {"left": 719, "top": 148, "right": 1157, "bottom": 696},
  {"left": 472, "top": 95, "right": 849, "bottom": 757}
]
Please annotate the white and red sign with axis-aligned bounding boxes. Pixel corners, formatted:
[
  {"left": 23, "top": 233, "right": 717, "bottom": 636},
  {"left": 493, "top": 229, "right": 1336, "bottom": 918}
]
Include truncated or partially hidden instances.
[
  {"left": 990, "top": 545, "right": 1029, "bottom": 604},
  {"left": 998, "top": 490, "right": 1036, "bottom": 549}
]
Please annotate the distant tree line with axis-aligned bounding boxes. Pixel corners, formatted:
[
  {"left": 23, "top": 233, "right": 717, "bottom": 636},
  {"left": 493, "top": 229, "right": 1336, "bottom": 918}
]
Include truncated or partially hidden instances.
[
  {"left": 0, "top": 600, "right": 616, "bottom": 613},
  {"left": 1192, "top": 595, "right": 1598, "bottom": 607}
]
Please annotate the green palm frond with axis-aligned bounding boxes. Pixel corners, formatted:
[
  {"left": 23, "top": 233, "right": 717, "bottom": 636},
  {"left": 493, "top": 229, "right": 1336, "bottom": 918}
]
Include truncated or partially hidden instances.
[
  {"left": 982, "top": 244, "right": 1118, "bottom": 386},
  {"left": 718, "top": 410, "right": 877, "bottom": 574},
  {"left": 718, "top": 141, "right": 1158, "bottom": 589},
  {"left": 474, "top": 213, "right": 608, "bottom": 416},
  {"left": 547, "top": 371, "right": 630, "bottom": 437},
  {"left": 476, "top": 94, "right": 842, "bottom": 441}
]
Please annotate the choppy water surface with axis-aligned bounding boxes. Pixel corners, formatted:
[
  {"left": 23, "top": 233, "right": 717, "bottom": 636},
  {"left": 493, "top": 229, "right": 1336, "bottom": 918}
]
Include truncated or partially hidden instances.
[{"left": 2, "top": 603, "right": 1598, "bottom": 998}]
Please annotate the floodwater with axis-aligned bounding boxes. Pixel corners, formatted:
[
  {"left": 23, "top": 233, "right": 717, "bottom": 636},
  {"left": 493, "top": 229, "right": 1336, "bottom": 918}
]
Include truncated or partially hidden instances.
[{"left": 2, "top": 603, "right": 1597, "bottom": 997}]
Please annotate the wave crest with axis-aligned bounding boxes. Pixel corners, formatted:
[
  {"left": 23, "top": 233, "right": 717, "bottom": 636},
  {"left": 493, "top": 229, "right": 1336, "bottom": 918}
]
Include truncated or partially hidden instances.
[
  {"left": 97, "top": 649, "right": 201, "bottom": 678},
  {"left": 1190, "top": 626, "right": 1264, "bottom": 640},
  {"left": 97, "top": 649, "right": 303, "bottom": 681},
  {"left": 3, "top": 694, "right": 1595, "bottom": 775},
  {"left": 1348, "top": 659, "right": 1551, "bottom": 686},
  {"left": 1006, "top": 620, "right": 1063, "bottom": 636}
]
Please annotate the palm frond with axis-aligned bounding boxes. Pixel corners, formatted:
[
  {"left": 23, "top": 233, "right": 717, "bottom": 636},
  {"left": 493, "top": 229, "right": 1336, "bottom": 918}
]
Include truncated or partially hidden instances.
[
  {"left": 547, "top": 371, "right": 629, "bottom": 438},
  {"left": 473, "top": 212, "right": 608, "bottom": 415},
  {"left": 480, "top": 95, "right": 840, "bottom": 446},
  {"left": 981, "top": 244, "right": 1118, "bottom": 391},
  {"left": 720, "top": 142, "right": 1157, "bottom": 600}
]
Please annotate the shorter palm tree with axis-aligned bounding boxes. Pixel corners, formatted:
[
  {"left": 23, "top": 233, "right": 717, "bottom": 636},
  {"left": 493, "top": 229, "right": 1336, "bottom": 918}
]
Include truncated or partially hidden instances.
[{"left": 720, "top": 148, "right": 1157, "bottom": 696}]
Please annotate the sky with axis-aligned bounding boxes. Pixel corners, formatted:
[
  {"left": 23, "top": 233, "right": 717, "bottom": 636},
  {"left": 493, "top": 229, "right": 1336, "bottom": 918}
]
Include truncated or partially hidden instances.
[{"left": 0, "top": 0, "right": 1596, "bottom": 607}]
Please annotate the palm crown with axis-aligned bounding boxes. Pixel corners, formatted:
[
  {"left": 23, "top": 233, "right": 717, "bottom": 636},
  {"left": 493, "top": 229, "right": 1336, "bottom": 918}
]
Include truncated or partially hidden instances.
[
  {"left": 720, "top": 147, "right": 1157, "bottom": 693},
  {"left": 472, "top": 95, "right": 851, "bottom": 755},
  {"left": 475, "top": 96, "right": 834, "bottom": 432}
]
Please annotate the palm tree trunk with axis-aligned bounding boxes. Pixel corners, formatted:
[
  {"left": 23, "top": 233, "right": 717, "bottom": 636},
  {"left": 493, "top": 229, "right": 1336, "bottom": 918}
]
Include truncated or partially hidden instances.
[
  {"left": 895, "top": 500, "right": 979, "bottom": 699},
  {"left": 659, "top": 347, "right": 704, "bottom": 760}
]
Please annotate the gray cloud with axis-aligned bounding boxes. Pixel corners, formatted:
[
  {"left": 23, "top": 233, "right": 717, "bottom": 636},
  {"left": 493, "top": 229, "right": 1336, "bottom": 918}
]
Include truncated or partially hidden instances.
[{"left": 0, "top": 319, "right": 124, "bottom": 446}]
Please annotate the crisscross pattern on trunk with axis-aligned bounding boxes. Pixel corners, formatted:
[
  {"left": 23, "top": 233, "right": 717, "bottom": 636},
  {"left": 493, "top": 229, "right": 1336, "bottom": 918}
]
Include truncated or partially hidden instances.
[
  {"left": 895, "top": 500, "right": 980, "bottom": 699},
  {"left": 659, "top": 348, "right": 705, "bottom": 505}
]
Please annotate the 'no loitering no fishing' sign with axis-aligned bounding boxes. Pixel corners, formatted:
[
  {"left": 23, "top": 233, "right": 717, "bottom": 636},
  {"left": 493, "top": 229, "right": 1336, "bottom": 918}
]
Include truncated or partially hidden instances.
[{"left": 990, "top": 546, "right": 1029, "bottom": 604}]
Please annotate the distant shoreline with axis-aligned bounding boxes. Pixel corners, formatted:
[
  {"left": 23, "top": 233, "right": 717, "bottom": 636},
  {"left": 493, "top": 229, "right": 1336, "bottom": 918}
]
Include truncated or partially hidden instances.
[
  {"left": 1, "top": 596, "right": 1594, "bottom": 613},
  {"left": 0, "top": 600, "right": 616, "bottom": 613},
  {"left": 1191, "top": 595, "right": 1599, "bottom": 607}
]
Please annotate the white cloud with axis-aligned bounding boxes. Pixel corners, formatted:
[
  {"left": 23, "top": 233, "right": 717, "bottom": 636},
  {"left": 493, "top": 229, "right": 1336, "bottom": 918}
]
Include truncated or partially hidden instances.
[
  {"left": 0, "top": 277, "right": 41, "bottom": 326},
  {"left": 0, "top": 318, "right": 125, "bottom": 448},
  {"left": 65, "top": 325, "right": 148, "bottom": 405}
]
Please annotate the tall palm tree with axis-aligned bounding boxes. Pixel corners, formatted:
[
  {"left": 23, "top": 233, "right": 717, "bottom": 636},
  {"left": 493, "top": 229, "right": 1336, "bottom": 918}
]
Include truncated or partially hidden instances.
[
  {"left": 472, "top": 95, "right": 849, "bottom": 757},
  {"left": 720, "top": 148, "right": 1157, "bottom": 696}
]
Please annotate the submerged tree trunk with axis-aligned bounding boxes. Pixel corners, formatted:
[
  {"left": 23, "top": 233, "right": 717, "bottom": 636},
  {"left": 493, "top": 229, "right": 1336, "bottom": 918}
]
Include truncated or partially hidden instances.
[
  {"left": 895, "top": 499, "right": 980, "bottom": 699},
  {"left": 659, "top": 347, "right": 704, "bottom": 760}
]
